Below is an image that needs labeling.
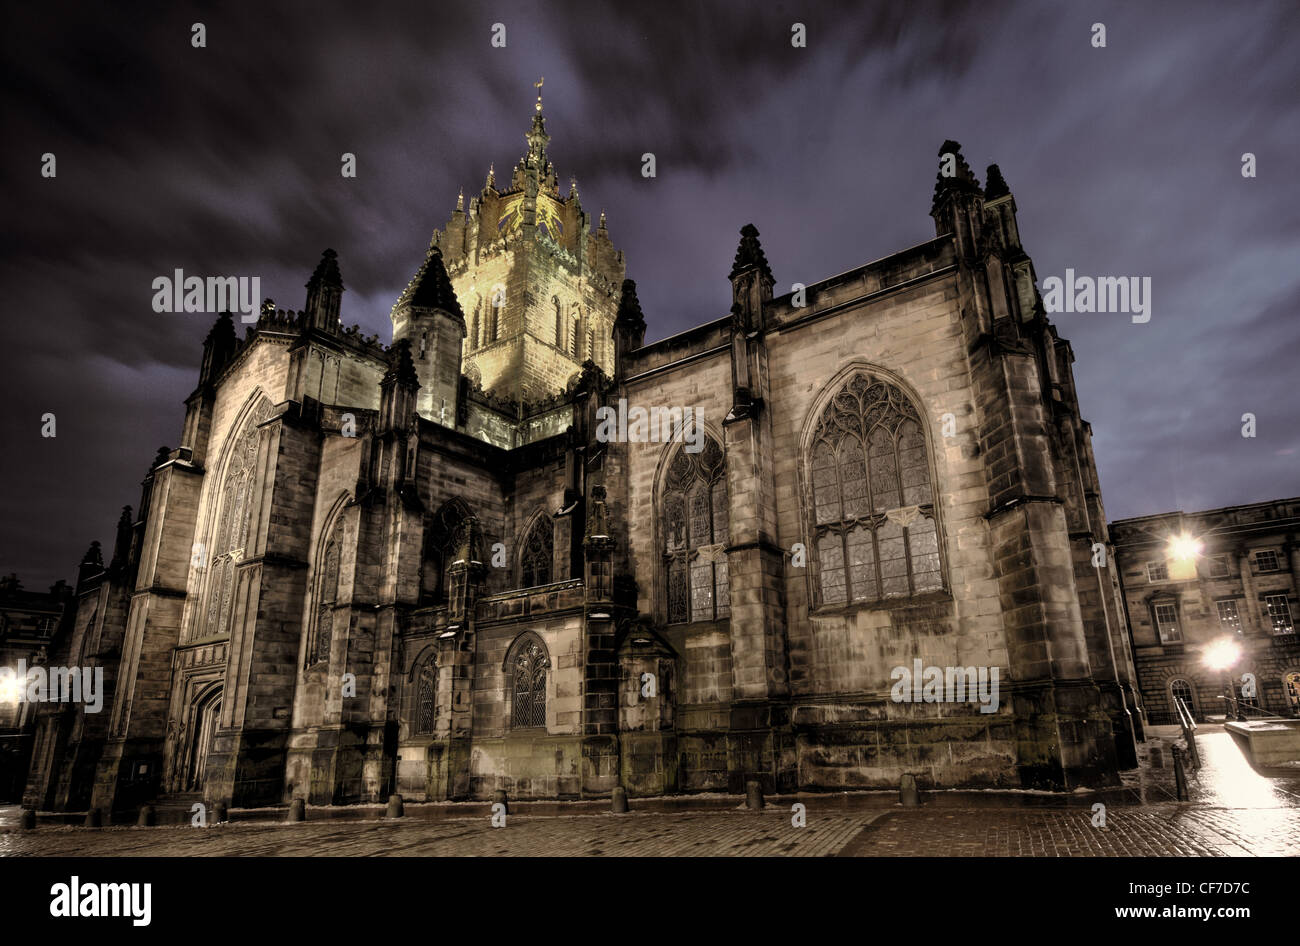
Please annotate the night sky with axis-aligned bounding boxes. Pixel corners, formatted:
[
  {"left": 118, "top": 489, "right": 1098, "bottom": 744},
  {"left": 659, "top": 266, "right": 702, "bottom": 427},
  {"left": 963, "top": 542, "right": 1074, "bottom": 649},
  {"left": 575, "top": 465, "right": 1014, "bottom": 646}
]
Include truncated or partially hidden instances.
[{"left": 2, "top": 0, "right": 1297, "bottom": 590}]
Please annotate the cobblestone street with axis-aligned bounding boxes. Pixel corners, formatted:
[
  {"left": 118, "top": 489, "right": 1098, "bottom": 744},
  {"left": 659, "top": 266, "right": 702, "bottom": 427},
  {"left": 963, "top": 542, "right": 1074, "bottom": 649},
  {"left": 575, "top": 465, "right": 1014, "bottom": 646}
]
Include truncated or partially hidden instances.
[{"left": 4, "top": 731, "right": 1295, "bottom": 857}]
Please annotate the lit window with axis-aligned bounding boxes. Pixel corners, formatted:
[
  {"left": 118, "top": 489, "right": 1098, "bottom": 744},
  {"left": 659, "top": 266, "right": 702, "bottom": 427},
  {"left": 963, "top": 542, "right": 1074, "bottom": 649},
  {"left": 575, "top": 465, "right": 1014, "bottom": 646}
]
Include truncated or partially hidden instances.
[
  {"left": 1153, "top": 602, "right": 1181, "bottom": 643},
  {"left": 1255, "top": 550, "right": 1280, "bottom": 573},
  {"left": 1265, "top": 595, "right": 1294, "bottom": 635},
  {"left": 1147, "top": 561, "right": 1169, "bottom": 582},
  {"left": 1216, "top": 599, "right": 1242, "bottom": 634}
]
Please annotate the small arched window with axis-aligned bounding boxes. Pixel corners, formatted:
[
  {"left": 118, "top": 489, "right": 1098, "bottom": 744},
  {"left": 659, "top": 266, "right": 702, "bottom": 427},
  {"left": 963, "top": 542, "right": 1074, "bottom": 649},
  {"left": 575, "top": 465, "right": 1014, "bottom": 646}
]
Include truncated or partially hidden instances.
[
  {"left": 553, "top": 296, "right": 564, "bottom": 348},
  {"left": 1170, "top": 678, "right": 1196, "bottom": 718},
  {"left": 520, "top": 515, "right": 554, "bottom": 587},
  {"left": 808, "top": 372, "right": 942, "bottom": 607},
  {"left": 508, "top": 635, "right": 549, "bottom": 730},
  {"left": 662, "top": 437, "right": 730, "bottom": 624},
  {"left": 469, "top": 301, "right": 481, "bottom": 352},
  {"left": 415, "top": 657, "right": 436, "bottom": 734}
]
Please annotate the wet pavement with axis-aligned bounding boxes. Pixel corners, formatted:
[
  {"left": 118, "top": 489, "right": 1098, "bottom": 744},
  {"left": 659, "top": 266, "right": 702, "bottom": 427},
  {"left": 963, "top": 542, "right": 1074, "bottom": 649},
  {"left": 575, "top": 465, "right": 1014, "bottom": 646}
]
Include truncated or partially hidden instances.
[{"left": 2, "top": 726, "right": 1295, "bottom": 856}]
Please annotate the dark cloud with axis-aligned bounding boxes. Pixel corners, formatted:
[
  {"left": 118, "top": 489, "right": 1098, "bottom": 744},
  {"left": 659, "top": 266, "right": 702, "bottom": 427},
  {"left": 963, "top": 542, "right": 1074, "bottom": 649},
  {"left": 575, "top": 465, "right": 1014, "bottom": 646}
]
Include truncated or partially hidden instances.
[{"left": 1, "top": 0, "right": 1296, "bottom": 589}]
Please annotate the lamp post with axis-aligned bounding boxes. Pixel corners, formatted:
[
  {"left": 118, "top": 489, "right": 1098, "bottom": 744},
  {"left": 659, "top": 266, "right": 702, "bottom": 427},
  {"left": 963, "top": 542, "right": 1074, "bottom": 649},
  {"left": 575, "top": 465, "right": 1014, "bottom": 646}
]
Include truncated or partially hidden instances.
[{"left": 1203, "top": 637, "right": 1243, "bottom": 723}]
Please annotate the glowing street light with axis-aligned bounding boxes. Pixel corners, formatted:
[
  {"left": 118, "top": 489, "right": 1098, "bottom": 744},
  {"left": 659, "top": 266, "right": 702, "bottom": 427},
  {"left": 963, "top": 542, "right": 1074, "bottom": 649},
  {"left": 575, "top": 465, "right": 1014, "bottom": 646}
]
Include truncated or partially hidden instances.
[
  {"left": 1204, "top": 637, "right": 1245, "bottom": 722},
  {"left": 1167, "top": 534, "right": 1204, "bottom": 561},
  {"left": 1203, "top": 637, "right": 1242, "bottom": 672}
]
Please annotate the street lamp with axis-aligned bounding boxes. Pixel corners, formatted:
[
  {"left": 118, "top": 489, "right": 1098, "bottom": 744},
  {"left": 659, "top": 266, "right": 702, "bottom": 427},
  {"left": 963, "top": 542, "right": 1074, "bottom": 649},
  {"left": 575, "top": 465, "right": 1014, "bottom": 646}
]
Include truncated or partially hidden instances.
[
  {"left": 1203, "top": 637, "right": 1243, "bottom": 721},
  {"left": 1166, "top": 533, "right": 1203, "bottom": 581}
]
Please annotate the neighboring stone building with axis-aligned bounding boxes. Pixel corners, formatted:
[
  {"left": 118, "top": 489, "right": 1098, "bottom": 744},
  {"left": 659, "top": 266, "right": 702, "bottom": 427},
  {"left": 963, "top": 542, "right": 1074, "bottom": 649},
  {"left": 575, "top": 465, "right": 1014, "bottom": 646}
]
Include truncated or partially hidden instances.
[
  {"left": 1111, "top": 498, "right": 1300, "bottom": 723},
  {"left": 0, "top": 574, "right": 71, "bottom": 800},
  {"left": 24, "top": 96, "right": 1144, "bottom": 815}
]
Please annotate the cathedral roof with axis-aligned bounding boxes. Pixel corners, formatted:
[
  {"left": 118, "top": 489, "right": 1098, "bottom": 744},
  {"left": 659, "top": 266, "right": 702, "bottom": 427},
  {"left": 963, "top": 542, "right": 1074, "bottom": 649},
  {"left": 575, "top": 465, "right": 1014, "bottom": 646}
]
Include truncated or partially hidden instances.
[{"left": 395, "top": 246, "right": 463, "bottom": 317}]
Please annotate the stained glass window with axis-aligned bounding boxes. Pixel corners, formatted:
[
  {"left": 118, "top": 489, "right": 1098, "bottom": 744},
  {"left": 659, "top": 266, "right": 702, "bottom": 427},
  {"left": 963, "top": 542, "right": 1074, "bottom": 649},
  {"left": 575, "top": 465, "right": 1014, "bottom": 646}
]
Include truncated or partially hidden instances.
[
  {"left": 520, "top": 515, "right": 553, "bottom": 587},
  {"left": 416, "top": 659, "right": 436, "bottom": 733},
  {"left": 662, "top": 437, "right": 730, "bottom": 623},
  {"left": 510, "top": 637, "right": 548, "bottom": 729},
  {"left": 808, "top": 373, "right": 943, "bottom": 606}
]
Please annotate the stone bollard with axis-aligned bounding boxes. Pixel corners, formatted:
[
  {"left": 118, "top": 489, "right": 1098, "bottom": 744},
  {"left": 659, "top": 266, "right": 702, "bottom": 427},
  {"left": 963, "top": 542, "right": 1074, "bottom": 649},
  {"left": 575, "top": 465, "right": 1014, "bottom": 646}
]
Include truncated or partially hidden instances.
[
  {"left": 1172, "top": 747, "right": 1189, "bottom": 802},
  {"left": 137, "top": 804, "right": 156, "bottom": 827},
  {"left": 84, "top": 808, "right": 102, "bottom": 828},
  {"left": 386, "top": 794, "right": 404, "bottom": 818},
  {"left": 213, "top": 801, "right": 228, "bottom": 823},
  {"left": 900, "top": 774, "right": 921, "bottom": 808},
  {"left": 1149, "top": 745, "right": 1164, "bottom": 769},
  {"left": 19, "top": 808, "right": 36, "bottom": 830},
  {"left": 492, "top": 789, "right": 509, "bottom": 814},
  {"left": 745, "top": 779, "right": 764, "bottom": 810},
  {"left": 611, "top": 786, "right": 629, "bottom": 814},
  {"left": 289, "top": 798, "right": 306, "bottom": 822}
]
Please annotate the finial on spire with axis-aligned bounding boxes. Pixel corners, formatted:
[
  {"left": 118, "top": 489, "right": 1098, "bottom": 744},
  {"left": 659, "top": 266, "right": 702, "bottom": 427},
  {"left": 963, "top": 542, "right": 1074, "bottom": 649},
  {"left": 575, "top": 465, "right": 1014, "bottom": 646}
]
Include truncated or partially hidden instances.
[
  {"left": 486, "top": 163, "right": 495, "bottom": 188},
  {"left": 599, "top": 208, "right": 607, "bottom": 230},
  {"left": 534, "top": 76, "right": 544, "bottom": 112},
  {"left": 984, "top": 163, "right": 1010, "bottom": 199},
  {"left": 456, "top": 188, "right": 464, "bottom": 212}
]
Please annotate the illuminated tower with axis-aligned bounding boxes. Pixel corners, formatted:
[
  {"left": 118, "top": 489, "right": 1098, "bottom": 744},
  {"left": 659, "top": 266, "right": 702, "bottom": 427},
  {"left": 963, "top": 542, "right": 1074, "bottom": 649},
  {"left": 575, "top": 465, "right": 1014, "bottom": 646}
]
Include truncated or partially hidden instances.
[{"left": 427, "top": 81, "right": 625, "bottom": 403}]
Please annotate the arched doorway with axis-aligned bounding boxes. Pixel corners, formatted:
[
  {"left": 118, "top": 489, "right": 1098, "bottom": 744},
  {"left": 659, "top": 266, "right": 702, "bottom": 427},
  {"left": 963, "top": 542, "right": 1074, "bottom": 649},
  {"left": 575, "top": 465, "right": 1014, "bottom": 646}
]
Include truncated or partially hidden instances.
[{"left": 184, "top": 686, "right": 222, "bottom": 792}]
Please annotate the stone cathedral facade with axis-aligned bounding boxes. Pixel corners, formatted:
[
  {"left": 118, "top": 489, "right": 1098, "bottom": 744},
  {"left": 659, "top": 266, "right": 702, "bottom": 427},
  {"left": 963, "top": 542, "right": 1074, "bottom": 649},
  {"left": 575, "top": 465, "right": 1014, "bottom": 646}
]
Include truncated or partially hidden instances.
[{"left": 25, "top": 101, "right": 1145, "bottom": 814}]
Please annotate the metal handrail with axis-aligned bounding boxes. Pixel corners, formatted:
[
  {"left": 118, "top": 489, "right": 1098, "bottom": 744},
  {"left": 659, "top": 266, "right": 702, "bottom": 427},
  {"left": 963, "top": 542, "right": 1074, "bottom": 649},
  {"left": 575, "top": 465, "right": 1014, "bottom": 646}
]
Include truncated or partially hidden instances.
[{"left": 1218, "top": 694, "right": 1284, "bottom": 720}]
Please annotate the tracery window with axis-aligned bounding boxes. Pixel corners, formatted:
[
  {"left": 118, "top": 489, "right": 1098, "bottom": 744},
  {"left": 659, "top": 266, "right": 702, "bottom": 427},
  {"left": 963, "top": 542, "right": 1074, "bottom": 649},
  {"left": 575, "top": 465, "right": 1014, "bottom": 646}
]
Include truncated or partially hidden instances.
[
  {"left": 203, "top": 397, "right": 273, "bottom": 639},
  {"left": 509, "top": 636, "right": 548, "bottom": 730},
  {"left": 421, "top": 500, "right": 473, "bottom": 605},
  {"left": 808, "top": 373, "right": 942, "bottom": 607},
  {"left": 309, "top": 518, "right": 344, "bottom": 666},
  {"left": 415, "top": 657, "right": 436, "bottom": 734},
  {"left": 663, "top": 437, "right": 730, "bottom": 624},
  {"left": 520, "top": 515, "right": 553, "bottom": 587}
]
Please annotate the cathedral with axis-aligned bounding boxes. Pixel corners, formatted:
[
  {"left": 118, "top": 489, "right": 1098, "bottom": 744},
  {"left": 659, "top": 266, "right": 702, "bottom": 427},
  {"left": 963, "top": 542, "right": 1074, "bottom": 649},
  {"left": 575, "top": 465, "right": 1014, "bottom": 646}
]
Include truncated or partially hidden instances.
[{"left": 24, "top": 93, "right": 1146, "bottom": 814}]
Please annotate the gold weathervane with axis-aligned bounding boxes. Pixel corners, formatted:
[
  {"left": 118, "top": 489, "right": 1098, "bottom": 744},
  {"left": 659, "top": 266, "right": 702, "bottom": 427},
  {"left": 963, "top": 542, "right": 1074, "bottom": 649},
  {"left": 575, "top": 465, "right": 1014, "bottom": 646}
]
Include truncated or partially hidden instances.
[{"left": 535, "top": 76, "right": 544, "bottom": 111}]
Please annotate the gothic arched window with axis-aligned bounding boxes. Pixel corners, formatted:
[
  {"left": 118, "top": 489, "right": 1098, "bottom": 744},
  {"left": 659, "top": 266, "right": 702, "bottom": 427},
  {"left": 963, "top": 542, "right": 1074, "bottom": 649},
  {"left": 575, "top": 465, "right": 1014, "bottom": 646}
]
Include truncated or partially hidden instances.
[
  {"left": 422, "top": 500, "right": 473, "bottom": 605},
  {"left": 508, "top": 635, "right": 548, "bottom": 730},
  {"left": 662, "top": 437, "right": 730, "bottom": 624},
  {"left": 570, "top": 309, "right": 581, "bottom": 358},
  {"left": 808, "top": 372, "right": 942, "bottom": 607},
  {"left": 203, "top": 397, "right": 273, "bottom": 639},
  {"left": 553, "top": 296, "right": 564, "bottom": 348},
  {"left": 415, "top": 657, "right": 436, "bottom": 734},
  {"left": 520, "top": 515, "right": 553, "bottom": 587},
  {"left": 309, "top": 517, "right": 344, "bottom": 667}
]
